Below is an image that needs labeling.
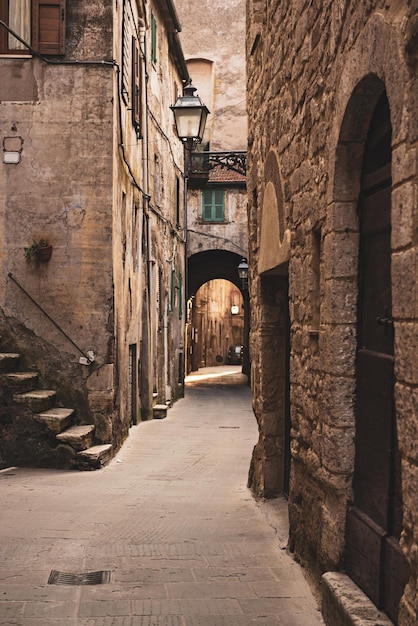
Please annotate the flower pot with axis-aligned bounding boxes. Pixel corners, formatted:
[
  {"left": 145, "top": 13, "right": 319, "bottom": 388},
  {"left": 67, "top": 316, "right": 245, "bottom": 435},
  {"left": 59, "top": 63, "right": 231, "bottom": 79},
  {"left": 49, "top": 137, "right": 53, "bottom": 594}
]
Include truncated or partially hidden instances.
[{"left": 37, "top": 245, "right": 52, "bottom": 262}]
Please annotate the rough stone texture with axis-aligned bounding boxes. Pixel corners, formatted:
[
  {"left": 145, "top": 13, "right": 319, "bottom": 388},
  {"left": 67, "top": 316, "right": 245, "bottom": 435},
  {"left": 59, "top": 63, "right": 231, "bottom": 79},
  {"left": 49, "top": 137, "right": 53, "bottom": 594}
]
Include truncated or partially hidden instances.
[
  {"left": 0, "top": 0, "right": 188, "bottom": 464},
  {"left": 322, "top": 572, "right": 394, "bottom": 626},
  {"left": 246, "top": 1, "right": 418, "bottom": 625}
]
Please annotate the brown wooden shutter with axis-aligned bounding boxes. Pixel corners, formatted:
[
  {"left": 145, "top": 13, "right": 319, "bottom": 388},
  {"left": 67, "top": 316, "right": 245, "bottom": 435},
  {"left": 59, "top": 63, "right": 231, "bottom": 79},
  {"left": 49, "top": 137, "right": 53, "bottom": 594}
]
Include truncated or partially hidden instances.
[
  {"left": 132, "top": 37, "right": 142, "bottom": 136},
  {"left": 32, "top": 0, "right": 66, "bottom": 55}
]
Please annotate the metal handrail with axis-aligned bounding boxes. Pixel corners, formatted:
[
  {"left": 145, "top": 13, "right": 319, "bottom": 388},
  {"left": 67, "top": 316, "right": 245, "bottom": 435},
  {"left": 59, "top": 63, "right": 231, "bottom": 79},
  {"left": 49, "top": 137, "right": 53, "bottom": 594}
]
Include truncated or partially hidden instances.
[{"left": 8, "top": 273, "right": 93, "bottom": 363}]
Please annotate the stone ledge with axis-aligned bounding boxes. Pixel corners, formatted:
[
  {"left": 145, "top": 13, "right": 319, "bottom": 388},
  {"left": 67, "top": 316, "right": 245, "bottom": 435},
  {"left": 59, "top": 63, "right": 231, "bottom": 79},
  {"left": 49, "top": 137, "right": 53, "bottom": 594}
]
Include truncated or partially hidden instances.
[
  {"left": 321, "top": 572, "right": 393, "bottom": 626},
  {"left": 153, "top": 404, "right": 168, "bottom": 419}
]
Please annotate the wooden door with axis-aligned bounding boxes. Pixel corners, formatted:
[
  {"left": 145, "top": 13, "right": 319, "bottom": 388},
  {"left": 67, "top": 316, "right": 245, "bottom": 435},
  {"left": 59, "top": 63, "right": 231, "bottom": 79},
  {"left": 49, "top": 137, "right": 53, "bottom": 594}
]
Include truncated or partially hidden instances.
[{"left": 345, "top": 93, "right": 409, "bottom": 624}]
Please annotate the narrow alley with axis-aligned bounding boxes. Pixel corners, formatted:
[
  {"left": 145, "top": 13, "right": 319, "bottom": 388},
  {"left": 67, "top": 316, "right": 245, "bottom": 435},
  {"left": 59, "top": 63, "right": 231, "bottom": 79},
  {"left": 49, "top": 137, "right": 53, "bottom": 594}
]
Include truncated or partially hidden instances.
[{"left": 0, "top": 366, "right": 323, "bottom": 626}]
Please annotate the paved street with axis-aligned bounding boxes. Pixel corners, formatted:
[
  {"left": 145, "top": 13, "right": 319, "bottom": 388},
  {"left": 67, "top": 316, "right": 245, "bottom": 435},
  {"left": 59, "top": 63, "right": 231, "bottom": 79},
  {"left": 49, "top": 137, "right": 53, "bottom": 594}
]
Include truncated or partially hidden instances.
[{"left": 0, "top": 366, "right": 324, "bottom": 626}]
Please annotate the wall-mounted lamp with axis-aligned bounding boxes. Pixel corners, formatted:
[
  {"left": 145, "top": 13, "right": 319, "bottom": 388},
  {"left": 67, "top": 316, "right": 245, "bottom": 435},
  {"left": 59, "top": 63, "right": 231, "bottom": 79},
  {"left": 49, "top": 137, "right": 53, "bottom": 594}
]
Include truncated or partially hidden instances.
[
  {"left": 3, "top": 136, "right": 23, "bottom": 164},
  {"left": 170, "top": 81, "right": 246, "bottom": 181},
  {"left": 3, "top": 151, "right": 20, "bottom": 164},
  {"left": 237, "top": 258, "right": 249, "bottom": 291},
  {"left": 170, "top": 81, "right": 209, "bottom": 152}
]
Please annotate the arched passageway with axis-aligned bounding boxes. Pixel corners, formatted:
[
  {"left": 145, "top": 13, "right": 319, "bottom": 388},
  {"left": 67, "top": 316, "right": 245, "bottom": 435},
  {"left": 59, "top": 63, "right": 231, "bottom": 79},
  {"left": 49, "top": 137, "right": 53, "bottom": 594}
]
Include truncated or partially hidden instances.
[{"left": 187, "top": 250, "right": 250, "bottom": 378}]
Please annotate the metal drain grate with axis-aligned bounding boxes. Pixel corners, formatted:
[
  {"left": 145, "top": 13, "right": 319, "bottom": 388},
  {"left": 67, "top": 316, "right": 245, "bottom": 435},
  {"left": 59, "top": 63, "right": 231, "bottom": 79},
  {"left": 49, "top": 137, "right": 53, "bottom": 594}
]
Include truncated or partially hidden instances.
[{"left": 48, "top": 570, "right": 111, "bottom": 586}]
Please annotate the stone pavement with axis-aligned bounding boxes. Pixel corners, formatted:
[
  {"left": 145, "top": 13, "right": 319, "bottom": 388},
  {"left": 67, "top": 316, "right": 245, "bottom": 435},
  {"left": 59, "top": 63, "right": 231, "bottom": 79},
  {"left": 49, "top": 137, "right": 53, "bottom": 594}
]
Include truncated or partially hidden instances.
[{"left": 0, "top": 366, "right": 324, "bottom": 626}]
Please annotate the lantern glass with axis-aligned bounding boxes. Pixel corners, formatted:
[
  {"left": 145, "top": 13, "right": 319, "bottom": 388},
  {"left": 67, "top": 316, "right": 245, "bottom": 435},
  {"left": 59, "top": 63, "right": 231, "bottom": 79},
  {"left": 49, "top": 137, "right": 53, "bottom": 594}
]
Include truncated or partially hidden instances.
[
  {"left": 174, "top": 107, "right": 208, "bottom": 142},
  {"left": 237, "top": 259, "right": 248, "bottom": 280},
  {"left": 171, "top": 83, "right": 209, "bottom": 144}
]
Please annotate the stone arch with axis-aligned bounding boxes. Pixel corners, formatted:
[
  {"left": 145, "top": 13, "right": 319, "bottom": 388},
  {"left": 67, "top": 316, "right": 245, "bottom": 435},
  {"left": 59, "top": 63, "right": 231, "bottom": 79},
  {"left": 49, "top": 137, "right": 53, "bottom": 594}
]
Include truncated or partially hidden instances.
[
  {"left": 321, "top": 75, "right": 390, "bottom": 567},
  {"left": 249, "top": 148, "right": 291, "bottom": 498},
  {"left": 187, "top": 250, "right": 250, "bottom": 377},
  {"left": 325, "top": 62, "right": 412, "bottom": 626},
  {"left": 258, "top": 148, "right": 290, "bottom": 274},
  {"left": 320, "top": 11, "right": 413, "bottom": 575}
]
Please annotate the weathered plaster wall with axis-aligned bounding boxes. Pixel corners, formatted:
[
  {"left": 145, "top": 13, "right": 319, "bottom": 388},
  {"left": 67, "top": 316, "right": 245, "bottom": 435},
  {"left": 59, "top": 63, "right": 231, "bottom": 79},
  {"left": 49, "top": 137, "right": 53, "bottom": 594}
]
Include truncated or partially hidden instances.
[
  {"left": 187, "top": 186, "right": 248, "bottom": 260},
  {"left": 0, "top": 0, "right": 188, "bottom": 462},
  {"left": 0, "top": 58, "right": 115, "bottom": 434},
  {"left": 247, "top": 1, "right": 418, "bottom": 623},
  {"left": 176, "top": 0, "right": 246, "bottom": 151}
]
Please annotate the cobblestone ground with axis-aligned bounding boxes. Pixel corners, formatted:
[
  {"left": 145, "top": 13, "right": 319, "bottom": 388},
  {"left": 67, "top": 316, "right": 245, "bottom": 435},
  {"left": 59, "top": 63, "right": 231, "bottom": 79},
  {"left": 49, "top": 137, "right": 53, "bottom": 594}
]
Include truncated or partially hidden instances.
[{"left": 0, "top": 366, "right": 324, "bottom": 626}]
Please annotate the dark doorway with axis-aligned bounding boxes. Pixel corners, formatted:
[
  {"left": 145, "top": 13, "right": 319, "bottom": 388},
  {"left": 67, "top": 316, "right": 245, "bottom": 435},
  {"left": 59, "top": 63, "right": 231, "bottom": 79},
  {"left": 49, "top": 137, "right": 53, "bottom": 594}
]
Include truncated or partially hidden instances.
[
  {"left": 129, "top": 344, "right": 138, "bottom": 426},
  {"left": 345, "top": 93, "right": 408, "bottom": 623}
]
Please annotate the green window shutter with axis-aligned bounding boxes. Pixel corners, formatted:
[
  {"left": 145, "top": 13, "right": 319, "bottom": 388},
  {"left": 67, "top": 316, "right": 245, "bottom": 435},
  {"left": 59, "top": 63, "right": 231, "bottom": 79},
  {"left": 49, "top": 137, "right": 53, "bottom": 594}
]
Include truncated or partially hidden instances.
[
  {"left": 151, "top": 12, "right": 157, "bottom": 64},
  {"left": 178, "top": 271, "right": 183, "bottom": 319},
  {"left": 170, "top": 268, "right": 175, "bottom": 313},
  {"left": 202, "top": 189, "right": 224, "bottom": 222}
]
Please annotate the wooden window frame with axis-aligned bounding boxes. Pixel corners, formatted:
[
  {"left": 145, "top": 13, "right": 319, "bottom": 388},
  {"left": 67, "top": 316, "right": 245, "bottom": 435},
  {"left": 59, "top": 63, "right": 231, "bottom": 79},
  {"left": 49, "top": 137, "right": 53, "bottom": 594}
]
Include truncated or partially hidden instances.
[
  {"left": 0, "top": 0, "right": 66, "bottom": 56},
  {"left": 132, "top": 36, "right": 142, "bottom": 137}
]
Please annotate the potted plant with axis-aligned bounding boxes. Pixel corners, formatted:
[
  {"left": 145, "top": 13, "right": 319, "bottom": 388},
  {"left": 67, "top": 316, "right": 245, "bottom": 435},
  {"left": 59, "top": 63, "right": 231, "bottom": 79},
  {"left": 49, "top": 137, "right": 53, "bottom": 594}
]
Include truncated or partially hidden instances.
[{"left": 24, "top": 239, "right": 52, "bottom": 262}]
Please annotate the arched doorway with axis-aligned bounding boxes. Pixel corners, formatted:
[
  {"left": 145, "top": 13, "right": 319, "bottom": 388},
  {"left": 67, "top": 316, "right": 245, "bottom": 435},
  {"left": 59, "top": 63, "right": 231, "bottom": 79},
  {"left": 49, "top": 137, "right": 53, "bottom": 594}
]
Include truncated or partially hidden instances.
[
  {"left": 188, "top": 279, "right": 244, "bottom": 371},
  {"left": 345, "top": 92, "right": 408, "bottom": 624},
  {"left": 187, "top": 250, "right": 250, "bottom": 377}
]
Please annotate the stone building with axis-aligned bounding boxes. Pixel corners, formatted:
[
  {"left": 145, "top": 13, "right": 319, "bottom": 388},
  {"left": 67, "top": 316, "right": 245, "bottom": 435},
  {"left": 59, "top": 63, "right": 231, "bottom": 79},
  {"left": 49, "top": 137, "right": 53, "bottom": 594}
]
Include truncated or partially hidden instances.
[
  {"left": 246, "top": 1, "right": 418, "bottom": 625},
  {"left": 188, "top": 278, "right": 244, "bottom": 370},
  {"left": 0, "top": 0, "right": 188, "bottom": 469},
  {"left": 175, "top": 0, "right": 248, "bottom": 375}
]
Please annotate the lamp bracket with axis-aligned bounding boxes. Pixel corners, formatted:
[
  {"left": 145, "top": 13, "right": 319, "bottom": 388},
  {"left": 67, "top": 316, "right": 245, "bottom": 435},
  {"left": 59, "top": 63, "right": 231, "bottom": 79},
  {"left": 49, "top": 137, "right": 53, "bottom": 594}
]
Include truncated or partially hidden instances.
[{"left": 190, "top": 150, "right": 246, "bottom": 177}]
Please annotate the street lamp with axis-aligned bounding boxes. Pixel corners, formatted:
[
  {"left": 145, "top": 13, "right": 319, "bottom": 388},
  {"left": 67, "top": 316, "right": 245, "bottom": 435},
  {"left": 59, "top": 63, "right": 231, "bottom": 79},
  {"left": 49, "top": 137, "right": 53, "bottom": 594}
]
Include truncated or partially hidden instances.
[
  {"left": 170, "top": 81, "right": 210, "bottom": 152},
  {"left": 237, "top": 258, "right": 248, "bottom": 291},
  {"left": 170, "top": 80, "right": 246, "bottom": 180}
]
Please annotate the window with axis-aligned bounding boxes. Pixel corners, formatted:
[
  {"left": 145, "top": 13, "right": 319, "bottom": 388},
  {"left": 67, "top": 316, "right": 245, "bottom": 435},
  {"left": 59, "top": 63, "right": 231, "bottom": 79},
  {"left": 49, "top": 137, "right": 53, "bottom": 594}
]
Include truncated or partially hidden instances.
[
  {"left": 151, "top": 12, "right": 157, "bottom": 64},
  {"left": 202, "top": 189, "right": 225, "bottom": 222},
  {"left": 0, "top": 0, "right": 66, "bottom": 56},
  {"left": 178, "top": 271, "right": 183, "bottom": 319},
  {"left": 132, "top": 36, "right": 142, "bottom": 136},
  {"left": 121, "top": 0, "right": 131, "bottom": 102},
  {"left": 169, "top": 268, "right": 175, "bottom": 313},
  {"left": 154, "top": 155, "right": 161, "bottom": 207},
  {"left": 175, "top": 176, "right": 181, "bottom": 227}
]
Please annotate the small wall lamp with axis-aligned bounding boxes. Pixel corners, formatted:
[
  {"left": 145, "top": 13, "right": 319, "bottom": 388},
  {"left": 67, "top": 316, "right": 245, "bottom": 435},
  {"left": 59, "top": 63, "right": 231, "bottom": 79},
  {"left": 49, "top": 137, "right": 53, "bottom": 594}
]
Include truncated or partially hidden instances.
[
  {"left": 3, "top": 136, "right": 23, "bottom": 164},
  {"left": 238, "top": 258, "right": 249, "bottom": 290}
]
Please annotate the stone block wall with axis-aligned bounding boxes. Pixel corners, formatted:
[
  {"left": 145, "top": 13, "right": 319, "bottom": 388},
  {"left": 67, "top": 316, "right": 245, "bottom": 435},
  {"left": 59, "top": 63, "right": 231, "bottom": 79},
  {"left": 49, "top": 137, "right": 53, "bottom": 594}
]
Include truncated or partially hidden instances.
[{"left": 246, "top": 1, "right": 418, "bottom": 623}]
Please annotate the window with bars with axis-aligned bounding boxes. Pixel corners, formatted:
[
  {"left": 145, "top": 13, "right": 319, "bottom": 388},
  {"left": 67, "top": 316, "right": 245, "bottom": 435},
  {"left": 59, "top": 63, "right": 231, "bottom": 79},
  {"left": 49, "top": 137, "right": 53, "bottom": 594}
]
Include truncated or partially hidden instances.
[
  {"left": 202, "top": 189, "right": 225, "bottom": 222},
  {"left": 0, "top": 0, "right": 66, "bottom": 55}
]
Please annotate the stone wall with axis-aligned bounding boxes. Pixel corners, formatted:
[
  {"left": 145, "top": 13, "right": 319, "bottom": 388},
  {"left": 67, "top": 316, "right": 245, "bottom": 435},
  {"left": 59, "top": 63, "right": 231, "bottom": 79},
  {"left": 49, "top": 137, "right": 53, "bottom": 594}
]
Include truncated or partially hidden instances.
[
  {"left": 246, "top": 1, "right": 418, "bottom": 623},
  {"left": 0, "top": 0, "right": 188, "bottom": 464}
]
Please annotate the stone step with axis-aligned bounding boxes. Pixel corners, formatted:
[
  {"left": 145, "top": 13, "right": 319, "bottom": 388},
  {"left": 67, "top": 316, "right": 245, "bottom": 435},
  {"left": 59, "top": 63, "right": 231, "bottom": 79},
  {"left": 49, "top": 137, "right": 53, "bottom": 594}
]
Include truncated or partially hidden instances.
[
  {"left": 0, "top": 353, "right": 20, "bottom": 373},
  {"left": 153, "top": 404, "right": 168, "bottom": 419},
  {"left": 35, "top": 408, "right": 74, "bottom": 434},
  {"left": 321, "top": 572, "right": 394, "bottom": 626},
  {"left": 2, "top": 371, "right": 39, "bottom": 393},
  {"left": 56, "top": 425, "right": 95, "bottom": 451},
  {"left": 13, "top": 389, "right": 57, "bottom": 413},
  {"left": 76, "top": 444, "right": 113, "bottom": 470}
]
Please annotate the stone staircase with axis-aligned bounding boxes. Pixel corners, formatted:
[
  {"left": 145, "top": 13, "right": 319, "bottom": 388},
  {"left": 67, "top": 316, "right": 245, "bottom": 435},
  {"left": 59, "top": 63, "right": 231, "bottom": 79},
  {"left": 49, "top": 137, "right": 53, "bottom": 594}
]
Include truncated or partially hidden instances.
[{"left": 0, "top": 352, "right": 112, "bottom": 470}]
